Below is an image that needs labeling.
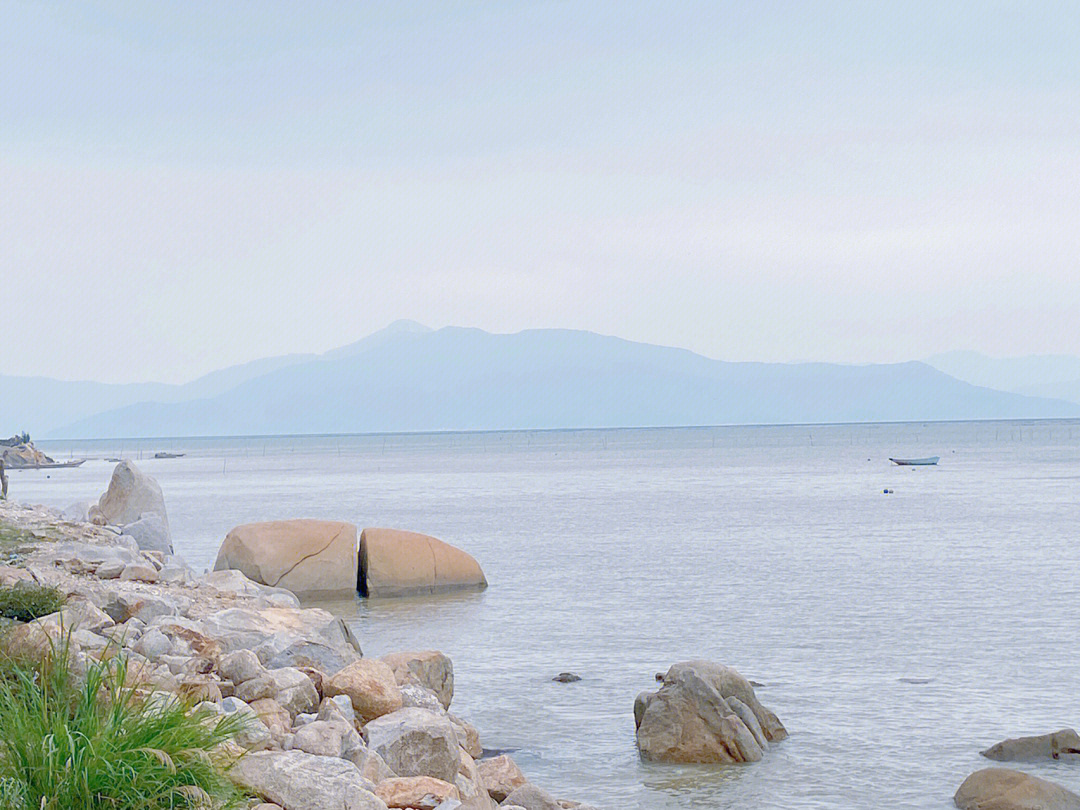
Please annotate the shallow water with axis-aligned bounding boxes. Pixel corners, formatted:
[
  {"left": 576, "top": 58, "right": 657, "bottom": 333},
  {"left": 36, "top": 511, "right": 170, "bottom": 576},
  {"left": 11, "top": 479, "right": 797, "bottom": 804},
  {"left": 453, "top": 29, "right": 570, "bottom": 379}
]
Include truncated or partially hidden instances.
[{"left": 23, "top": 421, "right": 1080, "bottom": 809}]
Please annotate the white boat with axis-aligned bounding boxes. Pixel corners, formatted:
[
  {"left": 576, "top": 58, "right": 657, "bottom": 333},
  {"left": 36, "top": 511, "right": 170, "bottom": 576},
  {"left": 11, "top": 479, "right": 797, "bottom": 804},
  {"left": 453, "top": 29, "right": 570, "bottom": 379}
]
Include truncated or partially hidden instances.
[{"left": 889, "top": 456, "right": 939, "bottom": 466}]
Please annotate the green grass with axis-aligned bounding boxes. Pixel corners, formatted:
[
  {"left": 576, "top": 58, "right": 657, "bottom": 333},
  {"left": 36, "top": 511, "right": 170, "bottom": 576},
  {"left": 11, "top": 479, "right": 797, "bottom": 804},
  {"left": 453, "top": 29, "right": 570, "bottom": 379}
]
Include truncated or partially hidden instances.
[
  {"left": 0, "top": 584, "right": 66, "bottom": 623},
  {"left": 0, "top": 639, "right": 247, "bottom": 810}
]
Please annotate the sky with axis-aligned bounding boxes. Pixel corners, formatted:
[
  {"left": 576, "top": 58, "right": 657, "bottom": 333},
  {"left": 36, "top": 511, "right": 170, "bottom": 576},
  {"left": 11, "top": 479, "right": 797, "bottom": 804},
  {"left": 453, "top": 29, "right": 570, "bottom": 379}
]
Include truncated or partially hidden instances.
[{"left": 3, "top": 1, "right": 1080, "bottom": 383}]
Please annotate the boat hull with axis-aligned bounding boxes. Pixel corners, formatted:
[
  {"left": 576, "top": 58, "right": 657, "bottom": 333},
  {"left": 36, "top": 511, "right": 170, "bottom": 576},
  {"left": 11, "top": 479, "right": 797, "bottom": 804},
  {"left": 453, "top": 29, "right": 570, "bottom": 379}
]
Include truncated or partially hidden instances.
[{"left": 889, "top": 457, "right": 939, "bottom": 466}]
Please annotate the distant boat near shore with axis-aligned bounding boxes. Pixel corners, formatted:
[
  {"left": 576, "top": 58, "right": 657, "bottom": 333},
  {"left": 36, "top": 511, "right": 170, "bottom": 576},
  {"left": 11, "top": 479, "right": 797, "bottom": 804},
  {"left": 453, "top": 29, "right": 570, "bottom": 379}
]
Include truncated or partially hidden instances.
[
  {"left": 153, "top": 452, "right": 185, "bottom": 459},
  {"left": 889, "top": 456, "right": 940, "bottom": 466},
  {"left": 12, "top": 458, "right": 86, "bottom": 470}
]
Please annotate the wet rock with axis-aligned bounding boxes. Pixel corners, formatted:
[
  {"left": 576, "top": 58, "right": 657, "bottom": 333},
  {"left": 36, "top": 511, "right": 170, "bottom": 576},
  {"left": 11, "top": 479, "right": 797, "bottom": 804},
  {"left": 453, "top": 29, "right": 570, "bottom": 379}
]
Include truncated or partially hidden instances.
[
  {"left": 327, "top": 659, "right": 404, "bottom": 723},
  {"left": 552, "top": 672, "right": 581, "bottom": 683},
  {"left": 982, "top": 728, "right": 1080, "bottom": 761},
  {"left": 228, "top": 750, "right": 387, "bottom": 810},
  {"left": 476, "top": 755, "right": 527, "bottom": 802},
  {"left": 364, "top": 707, "right": 461, "bottom": 783},
  {"left": 382, "top": 651, "right": 454, "bottom": 710},
  {"left": 635, "top": 660, "right": 786, "bottom": 763},
  {"left": 954, "top": 767, "right": 1080, "bottom": 810}
]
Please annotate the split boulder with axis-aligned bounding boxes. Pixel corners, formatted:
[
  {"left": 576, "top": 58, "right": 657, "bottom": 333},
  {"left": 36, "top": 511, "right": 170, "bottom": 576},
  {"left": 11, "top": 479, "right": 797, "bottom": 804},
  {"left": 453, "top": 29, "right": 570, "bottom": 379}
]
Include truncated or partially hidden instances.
[{"left": 359, "top": 528, "right": 486, "bottom": 598}]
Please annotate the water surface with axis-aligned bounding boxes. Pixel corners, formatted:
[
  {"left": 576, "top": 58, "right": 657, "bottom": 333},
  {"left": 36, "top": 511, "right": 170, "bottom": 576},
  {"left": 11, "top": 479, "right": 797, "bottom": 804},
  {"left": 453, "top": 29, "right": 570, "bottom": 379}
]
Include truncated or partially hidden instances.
[{"left": 22, "top": 421, "right": 1080, "bottom": 808}]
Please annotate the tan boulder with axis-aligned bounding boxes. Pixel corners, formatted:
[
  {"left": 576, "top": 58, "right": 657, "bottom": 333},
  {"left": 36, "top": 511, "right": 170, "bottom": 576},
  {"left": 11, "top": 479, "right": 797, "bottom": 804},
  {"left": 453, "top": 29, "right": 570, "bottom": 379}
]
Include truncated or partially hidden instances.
[
  {"left": 375, "top": 776, "right": 459, "bottom": 808},
  {"left": 325, "top": 659, "right": 403, "bottom": 723},
  {"left": 214, "top": 520, "right": 358, "bottom": 599},
  {"left": 359, "top": 528, "right": 486, "bottom": 598},
  {"left": 381, "top": 651, "right": 454, "bottom": 710},
  {"left": 476, "top": 754, "right": 527, "bottom": 802},
  {"left": 982, "top": 728, "right": 1080, "bottom": 761},
  {"left": 954, "top": 767, "right": 1080, "bottom": 810}
]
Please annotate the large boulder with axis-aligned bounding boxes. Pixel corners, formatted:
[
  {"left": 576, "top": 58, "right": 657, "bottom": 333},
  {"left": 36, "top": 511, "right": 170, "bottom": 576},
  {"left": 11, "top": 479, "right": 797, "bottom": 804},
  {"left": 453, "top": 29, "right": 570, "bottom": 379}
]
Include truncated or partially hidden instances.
[
  {"left": 119, "top": 512, "right": 172, "bottom": 554},
  {"left": 228, "top": 750, "right": 387, "bottom": 810},
  {"left": 982, "top": 729, "right": 1080, "bottom": 761},
  {"left": 326, "top": 659, "right": 403, "bottom": 723},
  {"left": 954, "top": 767, "right": 1080, "bottom": 810},
  {"left": 635, "top": 660, "right": 786, "bottom": 764},
  {"left": 96, "top": 461, "right": 171, "bottom": 541},
  {"left": 363, "top": 707, "right": 461, "bottom": 783},
  {"left": 359, "top": 528, "right": 486, "bottom": 598},
  {"left": 214, "top": 520, "right": 358, "bottom": 599},
  {"left": 381, "top": 651, "right": 454, "bottom": 710}
]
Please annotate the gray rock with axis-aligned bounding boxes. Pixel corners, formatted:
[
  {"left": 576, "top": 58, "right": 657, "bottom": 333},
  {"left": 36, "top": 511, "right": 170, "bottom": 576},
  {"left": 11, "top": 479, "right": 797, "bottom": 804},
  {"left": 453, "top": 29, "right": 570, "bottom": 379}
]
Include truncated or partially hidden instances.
[
  {"left": 500, "top": 785, "right": 561, "bottom": 810},
  {"left": 228, "top": 750, "right": 388, "bottom": 810},
  {"left": 552, "top": 672, "right": 581, "bottom": 683},
  {"left": 95, "top": 559, "right": 125, "bottom": 579},
  {"left": 197, "top": 606, "right": 351, "bottom": 661},
  {"left": 270, "top": 667, "right": 320, "bottom": 716},
  {"left": 219, "top": 649, "right": 267, "bottom": 685},
  {"left": 119, "top": 512, "right": 173, "bottom": 555},
  {"left": 132, "top": 627, "right": 173, "bottom": 659},
  {"left": 104, "top": 592, "right": 182, "bottom": 624},
  {"left": 364, "top": 707, "right": 461, "bottom": 783},
  {"left": 267, "top": 640, "right": 359, "bottom": 674},
  {"left": 344, "top": 745, "right": 397, "bottom": 784},
  {"left": 982, "top": 728, "right": 1080, "bottom": 761},
  {"left": 290, "top": 719, "right": 360, "bottom": 757},
  {"left": 727, "top": 696, "right": 768, "bottom": 750},
  {"left": 236, "top": 674, "right": 278, "bottom": 703},
  {"left": 401, "top": 682, "right": 445, "bottom": 713},
  {"left": 317, "top": 695, "right": 357, "bottom": 726},
  {"left": 198, "top": 569, "right": 300, "bottom": 607},
  {"left": 119, "top": 562, "right": 158, "bottom": 583},
  {"left": 97, "top": 461, "right": 171, "bottom": 542}
]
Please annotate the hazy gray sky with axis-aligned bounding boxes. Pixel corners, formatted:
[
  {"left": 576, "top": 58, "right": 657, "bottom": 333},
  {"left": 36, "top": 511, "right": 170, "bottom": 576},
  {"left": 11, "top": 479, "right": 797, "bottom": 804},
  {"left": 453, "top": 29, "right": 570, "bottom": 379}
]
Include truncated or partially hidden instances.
[{"left": 3, "top": 1, "right": 1079, "bottom": 383}]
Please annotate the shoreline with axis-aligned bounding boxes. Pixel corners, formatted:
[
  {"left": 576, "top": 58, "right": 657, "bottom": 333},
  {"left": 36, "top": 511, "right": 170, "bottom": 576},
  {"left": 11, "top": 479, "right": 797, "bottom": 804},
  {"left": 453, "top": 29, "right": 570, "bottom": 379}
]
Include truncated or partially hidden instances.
[{"left": 0, "top": 498, "right": 599, "bottom": 810}]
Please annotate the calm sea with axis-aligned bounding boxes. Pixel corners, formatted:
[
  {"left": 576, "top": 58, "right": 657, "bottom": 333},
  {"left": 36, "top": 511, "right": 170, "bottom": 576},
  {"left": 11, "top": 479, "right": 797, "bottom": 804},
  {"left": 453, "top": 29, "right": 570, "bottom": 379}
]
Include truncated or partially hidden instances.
[{"left": 22, "top": 421, "right": 1080, "bottom": 809}]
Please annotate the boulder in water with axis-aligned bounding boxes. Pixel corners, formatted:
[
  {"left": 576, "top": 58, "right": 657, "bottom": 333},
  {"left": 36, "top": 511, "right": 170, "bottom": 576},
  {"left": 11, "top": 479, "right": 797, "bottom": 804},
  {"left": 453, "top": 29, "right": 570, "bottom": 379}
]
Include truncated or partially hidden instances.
[
  {"left": 982, "top": 728, "right": 1080, "bottom": 761},
  {"left": 954, "top": 767, "right": 1080, "bottom": 810},
  {"left": 214, "top": 520, "right": 358, "bottom": 599},
  {"left": 634, "top": 660, "right": 786, "bottom": 764},
  {"left": 359, "top": 528, "right": 486, "bottom": 598}
]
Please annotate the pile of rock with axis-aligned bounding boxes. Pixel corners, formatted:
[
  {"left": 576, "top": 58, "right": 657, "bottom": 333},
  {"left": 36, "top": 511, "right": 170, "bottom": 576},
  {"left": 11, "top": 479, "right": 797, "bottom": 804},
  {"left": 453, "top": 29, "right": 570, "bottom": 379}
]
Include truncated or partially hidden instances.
[
  {"left": 0, "top": 495, "right": 597, "bottom": 810},
  {"left": 82, "top": 459, "right": 174, "bottom": 554},
  {"left": 634, "top": 660, "right": 787, "bottom": 763}
]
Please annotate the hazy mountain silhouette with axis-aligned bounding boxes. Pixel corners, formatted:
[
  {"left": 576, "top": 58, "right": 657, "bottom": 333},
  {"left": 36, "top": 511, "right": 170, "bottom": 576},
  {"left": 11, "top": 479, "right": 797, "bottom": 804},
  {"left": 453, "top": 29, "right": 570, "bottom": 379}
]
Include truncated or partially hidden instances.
[
  {"left": 38, "top": 325, "right": 1080, "bottom": 439},
  {"left": 926, "top": 350, "right": 1080, "bottom": 405}
]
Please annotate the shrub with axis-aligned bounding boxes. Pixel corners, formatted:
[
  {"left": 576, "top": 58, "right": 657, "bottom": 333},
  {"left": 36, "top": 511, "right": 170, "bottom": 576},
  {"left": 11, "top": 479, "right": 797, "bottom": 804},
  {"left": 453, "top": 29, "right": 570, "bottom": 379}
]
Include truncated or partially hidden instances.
[
  {"left": 0, "top": 584, "right": 66, "bottom": 623},
  {"left": 0, "top": 642, "right": 246, "bottom": 809}
]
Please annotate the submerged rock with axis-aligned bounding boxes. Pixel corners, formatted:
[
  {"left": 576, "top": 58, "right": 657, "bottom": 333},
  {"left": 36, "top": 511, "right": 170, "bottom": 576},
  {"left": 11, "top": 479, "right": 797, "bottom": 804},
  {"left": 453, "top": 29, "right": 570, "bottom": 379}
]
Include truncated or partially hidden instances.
[
  {"left": 982, "top": 728, "right": 1080, "bottom": 761},
  {"left": 359, "top": 528, "right": 486, "bottom": 598},
  {"left": 214, "top": 520, "right": 359, "bottom": 599},
  {"left": 954, "top": 767, "right": 1080, "bottom": 810},
  {"left": 634, "top": 660, "right": 786, "bottom": 764}
]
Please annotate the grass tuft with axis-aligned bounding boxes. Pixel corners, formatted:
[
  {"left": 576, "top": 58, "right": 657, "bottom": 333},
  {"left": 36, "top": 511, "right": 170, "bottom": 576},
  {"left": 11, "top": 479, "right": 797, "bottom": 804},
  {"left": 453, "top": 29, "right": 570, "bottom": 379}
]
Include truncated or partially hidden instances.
[
  {"left": 0, "top": 637, "right": 247, "bottom": 809},
  {"left": 0, "top": 584, "right": 66, "bottom": 623}
]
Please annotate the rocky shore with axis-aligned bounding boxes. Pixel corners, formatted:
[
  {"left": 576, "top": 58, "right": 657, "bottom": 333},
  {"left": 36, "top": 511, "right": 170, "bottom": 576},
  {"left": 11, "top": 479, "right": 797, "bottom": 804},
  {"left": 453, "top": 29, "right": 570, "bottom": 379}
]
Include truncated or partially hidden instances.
[{"left": 0, "top": 497, "right": 596, "bottom": 810}]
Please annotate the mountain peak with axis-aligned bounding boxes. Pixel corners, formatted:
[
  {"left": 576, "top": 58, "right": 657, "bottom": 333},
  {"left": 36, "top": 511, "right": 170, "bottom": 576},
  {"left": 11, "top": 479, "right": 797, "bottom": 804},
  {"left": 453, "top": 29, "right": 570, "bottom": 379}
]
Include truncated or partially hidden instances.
[{"left": 321, "top": 319, "right": 433, "bottom": 361}]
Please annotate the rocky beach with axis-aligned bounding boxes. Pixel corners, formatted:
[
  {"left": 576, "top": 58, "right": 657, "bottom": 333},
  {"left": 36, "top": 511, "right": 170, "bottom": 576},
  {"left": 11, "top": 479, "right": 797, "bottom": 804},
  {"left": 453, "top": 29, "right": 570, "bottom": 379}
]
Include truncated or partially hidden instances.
[{"left": 0, "top": 464, "right": 596, "bottom": 810}]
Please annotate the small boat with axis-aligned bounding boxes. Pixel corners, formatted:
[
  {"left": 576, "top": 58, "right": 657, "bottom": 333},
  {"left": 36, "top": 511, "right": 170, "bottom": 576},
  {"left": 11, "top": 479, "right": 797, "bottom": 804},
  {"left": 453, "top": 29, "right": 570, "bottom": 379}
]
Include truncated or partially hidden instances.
[
  {"left": 889, "top": 456, "right": 939, "bottom": 466},
  {"left": 153, "top": 452, "right": 185, "bottom": 459},
  {"left": 12, "top": 459, "right": 87, "bottom": 470}
]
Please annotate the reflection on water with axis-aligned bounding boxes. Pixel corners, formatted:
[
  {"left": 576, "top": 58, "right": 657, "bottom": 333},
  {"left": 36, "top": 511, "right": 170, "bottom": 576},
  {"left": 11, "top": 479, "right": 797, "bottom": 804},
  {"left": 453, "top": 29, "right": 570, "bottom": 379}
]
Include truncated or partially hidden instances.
[{"left": 23, "top": 421, "right": 1080, "bottom": 809}]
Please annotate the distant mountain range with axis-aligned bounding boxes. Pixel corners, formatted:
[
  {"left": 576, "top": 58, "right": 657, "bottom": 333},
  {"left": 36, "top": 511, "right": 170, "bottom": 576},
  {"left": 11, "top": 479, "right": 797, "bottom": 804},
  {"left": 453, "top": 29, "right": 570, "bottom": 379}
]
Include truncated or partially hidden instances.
[
  {"left": 4, "top": 323, "right": 1078, "bottom": 439},
  {"left": 925, "top": 351, "right": 1080, "bottom": 405}
]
